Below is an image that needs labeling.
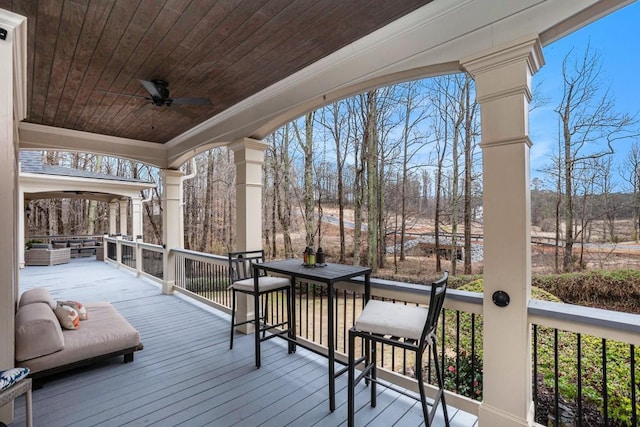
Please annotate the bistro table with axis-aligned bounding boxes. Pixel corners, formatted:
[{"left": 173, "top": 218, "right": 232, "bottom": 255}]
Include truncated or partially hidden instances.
[{"left": 253, "top": 258, "right": 372, "bottom": 412}]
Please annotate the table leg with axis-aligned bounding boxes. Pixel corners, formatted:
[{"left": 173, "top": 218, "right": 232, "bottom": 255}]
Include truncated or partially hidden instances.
[
  {"left": 288, "top": 276, "right": 296, "bottom": 353},
  {"left": 328, "top": 280, "right": 335, "bottom": 412},
  {"left": 254, "top": 275, "right": 261, "bottom": 369},
  {"left": 26, "top": 385, "right": 33, "bottom": 427}
]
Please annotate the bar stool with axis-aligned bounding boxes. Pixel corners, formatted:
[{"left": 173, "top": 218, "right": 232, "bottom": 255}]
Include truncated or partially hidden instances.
[
  {"left": 347, "top": 271, "right": 449, "bottom": 427},
  {"left": 228, "top": 250, "right": 293, "bottom": 368},
  {"left": 0, "top": 378, "right": 32, "bottom": 427}
]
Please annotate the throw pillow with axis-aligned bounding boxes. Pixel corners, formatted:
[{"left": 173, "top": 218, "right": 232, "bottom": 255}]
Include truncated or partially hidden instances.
[
  {"left": 53, "top": 242, "right": 68, "bottom": 249},
  {"left": 54, "top": 304, "right": 80, "bottom": 330},
  {"left": 0, "top": 367, "right": 30, "bottom": 392},
  {"left": 58, "top": 300, "right": 88, "bottom": 320}
]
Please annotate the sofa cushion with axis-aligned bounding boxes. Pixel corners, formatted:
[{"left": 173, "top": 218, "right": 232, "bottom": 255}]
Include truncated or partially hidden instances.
[
  {"left": 68, "top": 242, "right": 82, "bottom": 249},
  {"left": 15, "top": 302, "right": 65, "bottom": 362},
  {"left": 53, "top": 242, "right": 68, "bottom": 249},
  {"left": 31, "top": 243, "right": 52, "bottom": 249},
  {"left": 82, "top": 240, "right": 96, "bottom": 247},
  {"left": 54, "top": 304, "right": 80, "bottom": 330},
  {"left": 0, "top": 367, "right": 30, "bottom": 392},
  {"left": 18, "top": 288, "right": 56, "bottom": 310}
]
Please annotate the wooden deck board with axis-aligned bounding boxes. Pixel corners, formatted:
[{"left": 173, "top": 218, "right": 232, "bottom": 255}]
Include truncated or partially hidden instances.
[{"left": 11, "top": 259, "right": 478, "bottom": 426}]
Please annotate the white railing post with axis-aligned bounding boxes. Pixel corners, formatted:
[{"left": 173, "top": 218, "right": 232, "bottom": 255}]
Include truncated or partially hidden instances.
[
  {"left": 135, "top": 237, "right": 142, "bottom": 277},
  {"left": 116, "top": 235, "right": 123, "bottom": 268}
]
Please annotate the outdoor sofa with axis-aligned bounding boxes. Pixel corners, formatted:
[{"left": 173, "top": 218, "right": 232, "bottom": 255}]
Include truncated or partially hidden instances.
[
  {"left": 24, "top": 246, "right": 71, "bottom": 266},
  {"left": 51, "top": 239, "right": 99, "bottom": 258}
]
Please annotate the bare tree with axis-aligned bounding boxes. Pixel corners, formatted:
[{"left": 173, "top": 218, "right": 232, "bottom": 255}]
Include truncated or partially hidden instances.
[{"left": 556, "top": 44, "right": 637, "bottom": 271}]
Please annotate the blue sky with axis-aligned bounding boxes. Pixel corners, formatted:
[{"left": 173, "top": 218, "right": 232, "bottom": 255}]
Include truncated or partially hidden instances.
[{"left": 529, "top": 1, "right": 640, "bottom": 188}]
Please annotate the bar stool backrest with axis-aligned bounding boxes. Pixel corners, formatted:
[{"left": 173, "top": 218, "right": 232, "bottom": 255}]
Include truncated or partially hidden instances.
[
  {"left": 420, "top": 271, "right": 448, "bottom": 345},
  {"left": 228, "top": 250, "right": 266, "bottom": 283}
]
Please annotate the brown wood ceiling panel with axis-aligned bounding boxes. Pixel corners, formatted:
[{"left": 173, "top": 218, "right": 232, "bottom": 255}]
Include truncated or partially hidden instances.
[
  {"left": 94, "top": 0, "right": 219, "bottom": 135},
  {"left": 43, "top": 0, "right": 87, "bottom": 124},
  {"left": 53, "top": 0, "right": 115, "bottom": 127},
  {"left": 4, "top": 0, "right": 432, "bottom": 144}
]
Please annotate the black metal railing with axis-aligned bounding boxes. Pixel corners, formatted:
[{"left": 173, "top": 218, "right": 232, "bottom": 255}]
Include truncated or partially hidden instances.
[
  {"left": 141, "top": 247, "right": 163, "bottom": 279},
  {"left": 121, "top": 243, "right": 135, "bottom": 268},
  {"left": 173, "top": 251, "right": 231, "bottom": 308},
  {"left": 533, "top": 324, "right": 639, "bottom": 427},
  {"left": 106, "top": 241, "right": 116, "bottom": 261}
]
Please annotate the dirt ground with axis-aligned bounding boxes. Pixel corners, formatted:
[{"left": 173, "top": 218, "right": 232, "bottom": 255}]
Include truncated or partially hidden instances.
[{"left": 278, "top": 208, "right": 640, "bottom": 278}]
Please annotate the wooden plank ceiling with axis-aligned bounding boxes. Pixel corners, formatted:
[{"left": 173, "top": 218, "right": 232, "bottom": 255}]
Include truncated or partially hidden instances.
[{"left": 1, "top": 0, "right": 431, "bottom": 144}]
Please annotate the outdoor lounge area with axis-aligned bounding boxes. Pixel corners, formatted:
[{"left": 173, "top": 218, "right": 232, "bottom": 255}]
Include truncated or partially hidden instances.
[{"left": 11, "top": 258, "right": 477, "bottom": 427}]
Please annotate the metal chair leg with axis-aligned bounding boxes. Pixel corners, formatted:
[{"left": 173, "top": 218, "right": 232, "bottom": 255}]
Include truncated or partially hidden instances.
[
  {"left": 229, "top": 290, "right": 236, "bottom": 350},
  {"left": 416, "top": 350, "right": 430, "bottom": 425},
  {"left": 348, "top": 329, "right": 356, "bottom": 427},
  {"left": 431, "top": 341, "right": 450, "bottom": 426},
  {"left": 371, "top": 339, "right": 377, "bottom": 408},
  {"left": 254, "top": 289, "right": 261, "bottom": 368}
]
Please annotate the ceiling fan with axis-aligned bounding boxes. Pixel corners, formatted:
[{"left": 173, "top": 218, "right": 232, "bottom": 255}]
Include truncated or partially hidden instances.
[{"left": 100, "top": 79, "right": 212, "bottom": 108}]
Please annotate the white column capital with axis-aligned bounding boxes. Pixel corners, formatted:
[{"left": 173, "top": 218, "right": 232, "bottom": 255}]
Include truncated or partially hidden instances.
[
  {"left": 229, "top": 137, "right": 269, "bottom": 155},
  {"left": 462, "top": 35, "right": 544, "bottom": 104},
  {"left": 160, "top": 168, "right": 184, "bottom": 180},
  {"left": 232, "top": 138, "right": 265, "bottom": 252}
]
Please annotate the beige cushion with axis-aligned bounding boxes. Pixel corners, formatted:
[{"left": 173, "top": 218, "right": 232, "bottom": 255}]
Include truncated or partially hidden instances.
[
  {"left": 231, "top": 276, "right": 290, "bottom": 292},
  {"left": 15, "top": 302, "right": 65, "bottom": 362},
  {"left": 354, "top": 300, "right": 428, "bottom": 341},
  {"left": 18, "top": 288, "right": 56, "bottom": 310}
]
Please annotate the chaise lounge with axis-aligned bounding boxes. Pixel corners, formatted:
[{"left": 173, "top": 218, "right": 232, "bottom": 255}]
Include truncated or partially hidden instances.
[{"left": 14, "top": 288, "right": 143, "bottom": 384}]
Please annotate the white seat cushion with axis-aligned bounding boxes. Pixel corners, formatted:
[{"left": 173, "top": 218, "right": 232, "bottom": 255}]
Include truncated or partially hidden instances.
[
  {"left": 354, "top": 300, "right": 428, "bottom": 341},
  {"left": 231, "top": 276, "right": 290, "bottom": 292}
]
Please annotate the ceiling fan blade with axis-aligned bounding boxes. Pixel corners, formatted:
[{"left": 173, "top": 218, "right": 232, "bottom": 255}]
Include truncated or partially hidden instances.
[
  {"left": 173, "top": 105, "right": 199, "bottom": 120},
  {"left": 138, "top": 79, "right": 162, "bottom": 98},
  {"left": 139, "top": 103, "right": 154, "bottom": 113},
  {"left": 96, "top": 91, "right": 147, "bottom": 101},
  {"left": 172, "top": 97, "right": 212, "bottom": 106}
]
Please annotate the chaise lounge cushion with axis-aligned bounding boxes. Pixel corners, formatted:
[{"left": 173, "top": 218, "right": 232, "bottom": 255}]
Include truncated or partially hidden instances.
[
  {"left": 15, "top": 302, "right": 65, "bottom": 362},
  {"left": 18, "top": 288, "right": 56, "bottom": 310}
]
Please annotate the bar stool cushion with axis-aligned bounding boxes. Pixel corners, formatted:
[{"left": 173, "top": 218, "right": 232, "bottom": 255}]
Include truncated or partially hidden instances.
[
  {"left": 230, "top": 276, "right": 290, "bottom": 292},
  {"left": 355, "top": 300, "right": 428, "bottom": 341},
  {"left": 0, "top": 367, "right": 30, "bottom": 392}
]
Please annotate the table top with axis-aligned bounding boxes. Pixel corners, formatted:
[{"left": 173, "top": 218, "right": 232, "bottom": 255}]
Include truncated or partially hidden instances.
[{"left": 256, "top": 258, "right": 371, "bottom": 283}]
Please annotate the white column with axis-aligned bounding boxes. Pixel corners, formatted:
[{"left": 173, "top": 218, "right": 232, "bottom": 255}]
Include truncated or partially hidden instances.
[
  {"left": 18, "top": 189, "right": 25, "bottom": 268},
  {"left": 131, "top": 197, "right": 142, "bottom": 240},
  {"left": 109, "top": 201, "right": 118, "bottom": 235},
  {"left": 463, "top": 36, "right": 544, "bottom": 427},
  {"left": 230, "top": 137, "right": 268, "bottom": 251},
  {"left": 119, "top": 199, "right": 128, "bottom": 237},
  {"left": 229, "top": 138, "right": 268, "bottom": 334},
  {"left": 161, "top": 169, "right": 183, "bottom": 294},
  {"left": 0, "top": 9, "right": 26, "bottom": 424}
]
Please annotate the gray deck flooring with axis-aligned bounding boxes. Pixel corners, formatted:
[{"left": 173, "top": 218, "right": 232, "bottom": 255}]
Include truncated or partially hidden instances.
[{"left": 12, "top": 258, "right": 478, "bottom": 427}]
